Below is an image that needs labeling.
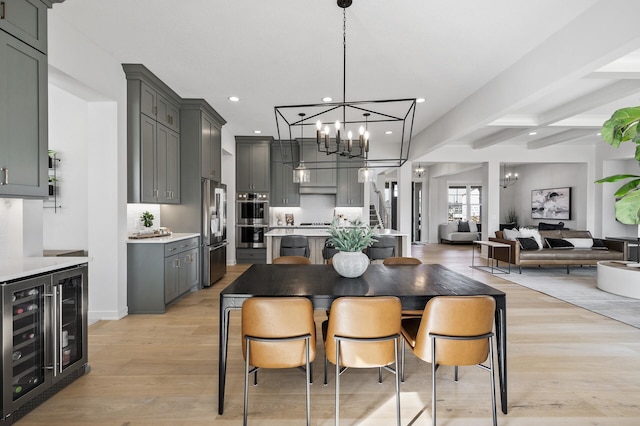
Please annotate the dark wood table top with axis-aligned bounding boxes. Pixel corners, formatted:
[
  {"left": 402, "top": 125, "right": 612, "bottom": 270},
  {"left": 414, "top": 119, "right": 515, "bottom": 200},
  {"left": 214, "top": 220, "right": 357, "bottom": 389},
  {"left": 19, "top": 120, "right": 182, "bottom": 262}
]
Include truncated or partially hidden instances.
[{"left": 221, "top": 263, "right": 504, "bottom": 310}]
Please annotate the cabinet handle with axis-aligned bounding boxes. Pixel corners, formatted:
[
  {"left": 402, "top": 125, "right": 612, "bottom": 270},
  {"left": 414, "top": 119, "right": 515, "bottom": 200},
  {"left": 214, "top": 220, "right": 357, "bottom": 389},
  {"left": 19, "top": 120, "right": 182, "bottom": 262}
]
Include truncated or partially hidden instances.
[
  {"left": 174, "top": 259, "right": 180, "bottom": 268},
  {"left": 168, "top": 247, "right": 177, "bottom": 252},
  {"left": 1, "top": 2, "right": 6, "bottom": 19},
  {"left": 153, "top": 106, "right": 157, "bottom": 116},
  {"left": 0, "top": 167, "right": 7, "bottom": 185},
  {"left": 167, "top": 115, "right": 171, "bottom": 124}
]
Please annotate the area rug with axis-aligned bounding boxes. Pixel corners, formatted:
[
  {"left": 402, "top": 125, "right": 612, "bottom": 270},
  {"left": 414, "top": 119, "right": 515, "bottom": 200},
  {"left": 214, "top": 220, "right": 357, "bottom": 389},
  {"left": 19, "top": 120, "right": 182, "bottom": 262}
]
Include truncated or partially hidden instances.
[{"left": 501, "top": 265, "right": 640, "bottom": 329}]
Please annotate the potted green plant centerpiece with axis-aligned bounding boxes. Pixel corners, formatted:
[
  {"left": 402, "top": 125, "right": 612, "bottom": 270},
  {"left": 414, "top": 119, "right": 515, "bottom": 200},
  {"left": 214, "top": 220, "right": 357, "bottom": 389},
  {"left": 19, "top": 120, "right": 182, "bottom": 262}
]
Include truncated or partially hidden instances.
[
  {"left": 140, "top": 211, "right": 154, "bottom": 228},
  {"left": 595, "top": 106, "right": 640, "bottom": 229},
  {"left": 328, "top": 217, "right": 377, "bottom": 278}
]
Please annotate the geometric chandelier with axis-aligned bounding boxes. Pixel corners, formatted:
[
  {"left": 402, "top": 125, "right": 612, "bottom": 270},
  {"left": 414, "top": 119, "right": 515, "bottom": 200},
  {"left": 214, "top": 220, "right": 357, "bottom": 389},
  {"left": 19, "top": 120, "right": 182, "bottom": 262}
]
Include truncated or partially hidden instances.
[{"left": 274, "top": 0, "right": 416, "bottom": 172}]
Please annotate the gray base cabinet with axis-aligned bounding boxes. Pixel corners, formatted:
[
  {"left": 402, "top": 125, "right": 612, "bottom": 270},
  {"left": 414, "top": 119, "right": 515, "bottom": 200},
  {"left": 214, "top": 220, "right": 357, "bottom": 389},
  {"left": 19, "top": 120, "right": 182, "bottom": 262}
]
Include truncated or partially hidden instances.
[{"left": 127, "top": 237, "right": 200, "bottom": 314}]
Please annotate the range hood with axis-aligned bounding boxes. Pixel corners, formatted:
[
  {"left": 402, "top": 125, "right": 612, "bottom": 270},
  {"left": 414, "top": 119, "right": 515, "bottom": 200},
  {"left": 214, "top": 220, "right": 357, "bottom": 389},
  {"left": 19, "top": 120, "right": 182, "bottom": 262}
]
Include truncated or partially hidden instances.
[{"left": 299, "top": 186, "right": 337, "bottom": 195}]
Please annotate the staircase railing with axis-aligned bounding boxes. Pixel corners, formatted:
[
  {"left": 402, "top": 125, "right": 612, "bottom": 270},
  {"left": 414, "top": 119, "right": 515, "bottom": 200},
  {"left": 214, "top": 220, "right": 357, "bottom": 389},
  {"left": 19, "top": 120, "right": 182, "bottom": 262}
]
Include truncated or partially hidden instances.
[{"left": 371, "top": 182, "right": 391, "bottom": 229}]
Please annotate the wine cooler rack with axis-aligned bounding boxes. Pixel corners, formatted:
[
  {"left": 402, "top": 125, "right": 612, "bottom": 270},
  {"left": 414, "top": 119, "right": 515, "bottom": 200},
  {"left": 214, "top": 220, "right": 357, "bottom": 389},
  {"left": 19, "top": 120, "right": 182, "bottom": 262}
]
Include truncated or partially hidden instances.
[{"left": 2, "top": 264, "right": 89, "bottom": 424}]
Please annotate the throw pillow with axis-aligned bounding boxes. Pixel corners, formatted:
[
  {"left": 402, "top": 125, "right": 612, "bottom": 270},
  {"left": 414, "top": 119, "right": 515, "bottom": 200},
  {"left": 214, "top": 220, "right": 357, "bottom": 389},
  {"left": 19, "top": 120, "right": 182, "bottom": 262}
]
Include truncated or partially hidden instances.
[
  {"left": 518, "top": 228, "right": 543, "bottom": 250},
  {"left": 517, "top": 237, "right": 539, "bottom": 250},
  {"left": 468, "top": 221, "right": 478, "bottom": 233},
  {"left": 458, "top": 221, "right": 470, "bottom": 232},
  {"left": 538, "top": 222, "right": 564, "bottom": 230},
  {"left": 564, "top": 238, "right": 593, "bottom": 249},
  {"left": 503, "top": 228, "right": 521, "bottom": 241},
  {"left": 592, "top": 238, "right": 608, "bottom": 250},
  {"left": 545, "top": 237, "right": 574, "bottom": 249}
]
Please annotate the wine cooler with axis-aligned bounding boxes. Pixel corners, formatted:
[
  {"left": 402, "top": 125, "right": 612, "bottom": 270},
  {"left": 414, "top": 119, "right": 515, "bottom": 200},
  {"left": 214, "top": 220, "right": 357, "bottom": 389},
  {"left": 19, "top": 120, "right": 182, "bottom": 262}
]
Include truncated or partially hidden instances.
[{"left": 1, "top": 264, "right": 88, "bottom": 423}]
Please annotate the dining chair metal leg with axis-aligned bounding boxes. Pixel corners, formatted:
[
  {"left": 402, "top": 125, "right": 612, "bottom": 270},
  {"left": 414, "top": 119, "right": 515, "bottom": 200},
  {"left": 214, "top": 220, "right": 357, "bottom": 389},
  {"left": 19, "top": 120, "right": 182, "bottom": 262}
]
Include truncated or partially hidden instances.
[
  {"left": 324, "top": 355, "right": 328, "bottom": 386},
  {"left": 489, "top": 336, "right": 497, "bottom": 426},
  {"left": 401, "top": 338, "right": 405, "bottom": 383},
  {"left": 454, "top": 365, "right": 459, "bottom": 382},
  {"left": 394, "top": 336, "right": 401, "bottom": 426},
  {"left": 378, "top": 367, "right": 383, "bottom": 384},
  {"left": 244, "top": 340, "right": 251, "bottom": 426},
  {"left": 431, "top": 336, "right": 437, "bottom": 426},
  {"left": 305, "top": 337, "right": 311, "bottom": 426},
  {"left": 335, "top": 340, "right": 341, "bottom": 426}
]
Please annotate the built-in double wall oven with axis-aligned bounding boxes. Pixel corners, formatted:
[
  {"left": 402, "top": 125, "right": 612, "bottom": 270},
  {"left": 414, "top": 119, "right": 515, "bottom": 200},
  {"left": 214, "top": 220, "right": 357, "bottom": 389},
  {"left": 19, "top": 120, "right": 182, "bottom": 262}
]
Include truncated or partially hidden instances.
[{"left": 236, "top": 192, "right": 269, "bottom": 248}]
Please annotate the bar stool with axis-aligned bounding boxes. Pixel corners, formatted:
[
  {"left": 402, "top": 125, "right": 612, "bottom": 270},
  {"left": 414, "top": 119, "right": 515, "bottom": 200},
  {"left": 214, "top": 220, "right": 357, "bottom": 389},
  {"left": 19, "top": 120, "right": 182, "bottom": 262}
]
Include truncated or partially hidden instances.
[
  {"left": 322, "top": 238, "right": 339, "bottom": 264},
  {"left": 280, "top": 235, "right": 310, "bottom": 258},
  {"left": 366, "top": 235, "right": 396, "bottom": 262}
]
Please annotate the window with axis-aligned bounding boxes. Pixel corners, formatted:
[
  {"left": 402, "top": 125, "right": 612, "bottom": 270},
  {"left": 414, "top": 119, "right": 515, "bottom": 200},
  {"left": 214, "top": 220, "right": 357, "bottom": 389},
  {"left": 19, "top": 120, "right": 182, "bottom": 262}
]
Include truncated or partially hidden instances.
[{"left": 448, "top": 185, "right": 481, "bottom": 222}]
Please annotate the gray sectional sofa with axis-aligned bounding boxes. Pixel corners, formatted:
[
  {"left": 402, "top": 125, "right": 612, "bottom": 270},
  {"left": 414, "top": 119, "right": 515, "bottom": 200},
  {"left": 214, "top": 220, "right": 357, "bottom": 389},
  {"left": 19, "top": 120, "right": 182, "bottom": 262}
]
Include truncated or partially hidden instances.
[{"left": 439, "top": 221, "right": 480, "bottom": 244}]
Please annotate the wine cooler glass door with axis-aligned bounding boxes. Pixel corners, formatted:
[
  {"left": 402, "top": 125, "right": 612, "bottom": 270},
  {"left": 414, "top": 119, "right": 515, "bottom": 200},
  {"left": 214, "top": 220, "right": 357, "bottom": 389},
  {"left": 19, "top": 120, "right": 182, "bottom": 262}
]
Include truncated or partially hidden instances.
[
  {"left": 3, "top": 275, "right": 49, "bottom": 415},
  {"left": 53, "top": 266, "right": 87, "bottom": 378}
]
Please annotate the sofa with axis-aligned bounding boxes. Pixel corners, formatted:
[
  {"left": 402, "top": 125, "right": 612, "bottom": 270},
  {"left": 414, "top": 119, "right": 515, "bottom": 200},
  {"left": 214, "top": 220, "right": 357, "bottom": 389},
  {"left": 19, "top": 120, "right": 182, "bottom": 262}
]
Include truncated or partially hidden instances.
[
  {"left": 439, "top": 221, "right": 480, "bottom": 244},
  {"left": 488, "top": 228, "right": 626, "bottom": 273}
]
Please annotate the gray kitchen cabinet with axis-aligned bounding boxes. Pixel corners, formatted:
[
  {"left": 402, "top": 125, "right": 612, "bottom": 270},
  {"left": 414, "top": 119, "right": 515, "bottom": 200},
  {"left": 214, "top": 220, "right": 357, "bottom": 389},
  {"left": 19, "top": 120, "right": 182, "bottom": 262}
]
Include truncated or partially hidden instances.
[
  {"left": 299, "top": 141, "right": 336, "bottom": 192},
  {"left": 0, "top": 29, "right": 47, "bottom": 198},
  {"left": 124, "top": 64, "right": 182, "bottom": 204},
  {"left": 139, "top": 81, "right": 180, "bottom": 133},
  {"left": 181, "top": 99, "right": 226, "bottom": 181},
  {"left": 0, "top": 0, "right": 48, "bottom": 54},
  {"left": 235, "top": 137, "right": 271, "bottom": 193},
  {"left": 336, "top": 157, "right": 364, "bottom": 206},
  {"left": 127, "top": 236, "right": 200, "bottom": 314},
  {"left": 270, "top": 141, "right": 300, "bottom": 206}
]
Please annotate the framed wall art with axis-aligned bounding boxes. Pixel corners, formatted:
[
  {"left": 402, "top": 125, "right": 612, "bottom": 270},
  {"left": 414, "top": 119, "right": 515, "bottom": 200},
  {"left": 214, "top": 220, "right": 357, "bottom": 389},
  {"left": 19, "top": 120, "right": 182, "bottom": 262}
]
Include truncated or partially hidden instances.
[{"left": 531, "top": 187, "right": 571, "bottom": 220}]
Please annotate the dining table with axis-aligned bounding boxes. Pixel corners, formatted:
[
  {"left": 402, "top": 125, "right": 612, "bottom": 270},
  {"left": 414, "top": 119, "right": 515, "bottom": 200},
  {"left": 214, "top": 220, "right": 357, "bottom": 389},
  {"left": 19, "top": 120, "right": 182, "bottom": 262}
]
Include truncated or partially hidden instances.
[{"left": 218, "top": 263, "right": 508, "bottom": 415}]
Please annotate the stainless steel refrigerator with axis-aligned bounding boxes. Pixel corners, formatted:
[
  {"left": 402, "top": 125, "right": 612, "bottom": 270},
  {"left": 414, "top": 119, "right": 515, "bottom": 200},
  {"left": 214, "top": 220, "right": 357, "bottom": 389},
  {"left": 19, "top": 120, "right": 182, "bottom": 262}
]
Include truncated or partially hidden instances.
[{"left": 202, "top": 180, "right": 227, "bottom": 286}]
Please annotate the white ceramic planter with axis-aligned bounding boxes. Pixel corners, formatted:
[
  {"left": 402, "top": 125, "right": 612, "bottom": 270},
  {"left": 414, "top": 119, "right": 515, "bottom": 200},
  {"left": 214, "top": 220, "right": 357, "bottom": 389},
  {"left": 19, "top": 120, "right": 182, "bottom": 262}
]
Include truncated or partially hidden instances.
[{"left": 332, "top": 251, "right": 369, "bottom": 278}]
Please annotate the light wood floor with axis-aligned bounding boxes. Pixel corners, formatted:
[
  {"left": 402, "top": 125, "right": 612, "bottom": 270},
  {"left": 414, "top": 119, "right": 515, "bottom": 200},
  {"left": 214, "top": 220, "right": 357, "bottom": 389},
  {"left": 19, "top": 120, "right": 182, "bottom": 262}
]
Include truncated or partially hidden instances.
[{"left": 17, "top": 244, "right": 640, "bottom": 425}]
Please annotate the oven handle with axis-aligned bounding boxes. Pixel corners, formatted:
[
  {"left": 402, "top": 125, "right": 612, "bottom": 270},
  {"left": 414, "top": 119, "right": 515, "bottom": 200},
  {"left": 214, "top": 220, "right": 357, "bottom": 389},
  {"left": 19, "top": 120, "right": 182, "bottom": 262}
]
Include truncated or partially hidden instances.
[{"left": 236, "top": 224, "right": 269, "bottom": 228}]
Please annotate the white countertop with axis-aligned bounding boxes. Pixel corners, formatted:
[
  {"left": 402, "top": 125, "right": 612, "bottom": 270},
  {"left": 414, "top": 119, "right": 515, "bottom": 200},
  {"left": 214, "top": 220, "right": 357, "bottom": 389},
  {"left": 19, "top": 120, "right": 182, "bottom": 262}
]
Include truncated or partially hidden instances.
[
  {"left": 265, "top": 228, "right": 409, "bottom": 237},
  {"left": 0, "top": 257, "right": 90, "bottom": 283},
  {"left": 126, "top": 232, "right": 200, "bottom": 244}
]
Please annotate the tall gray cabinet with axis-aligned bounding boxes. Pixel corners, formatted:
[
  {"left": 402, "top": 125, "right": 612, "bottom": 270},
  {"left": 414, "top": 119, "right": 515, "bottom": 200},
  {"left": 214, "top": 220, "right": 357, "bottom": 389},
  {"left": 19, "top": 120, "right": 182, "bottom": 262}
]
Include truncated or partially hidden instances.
[
  {"left": 123, "top": 64, "right": 181, "bottom": 204},
  {"left": 270, "top": 141, "right": 300, "bottom": 207},
  {"left": 236, "top": 136, "right": 271, "bottom": 193},
  {"left": 336, "top": 157, "right": 364, "bottom": 206},
  {"left": 0, "top": 0, "right": 52, "bottom": 198}
]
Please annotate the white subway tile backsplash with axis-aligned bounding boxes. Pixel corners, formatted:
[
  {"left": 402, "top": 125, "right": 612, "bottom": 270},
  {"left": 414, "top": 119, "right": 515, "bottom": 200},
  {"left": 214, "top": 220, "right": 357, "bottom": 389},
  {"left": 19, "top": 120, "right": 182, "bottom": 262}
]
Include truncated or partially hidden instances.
[{"left": 126, "top": 204, "right": 161, "bottom": 233}]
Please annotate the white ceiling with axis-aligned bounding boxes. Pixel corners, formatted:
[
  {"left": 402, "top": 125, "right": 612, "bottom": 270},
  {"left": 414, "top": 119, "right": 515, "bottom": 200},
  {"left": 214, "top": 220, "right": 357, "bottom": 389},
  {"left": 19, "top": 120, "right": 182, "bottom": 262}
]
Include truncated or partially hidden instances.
[{"left": 51, "top": 0, "right": 640, "bottom": 164}]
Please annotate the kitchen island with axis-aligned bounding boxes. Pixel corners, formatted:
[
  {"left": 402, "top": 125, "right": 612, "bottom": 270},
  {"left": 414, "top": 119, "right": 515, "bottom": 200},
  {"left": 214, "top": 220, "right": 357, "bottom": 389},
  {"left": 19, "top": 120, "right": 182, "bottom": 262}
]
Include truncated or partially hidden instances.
[{"left": 265, "top": 228, "right": 410, "bottom": 264}]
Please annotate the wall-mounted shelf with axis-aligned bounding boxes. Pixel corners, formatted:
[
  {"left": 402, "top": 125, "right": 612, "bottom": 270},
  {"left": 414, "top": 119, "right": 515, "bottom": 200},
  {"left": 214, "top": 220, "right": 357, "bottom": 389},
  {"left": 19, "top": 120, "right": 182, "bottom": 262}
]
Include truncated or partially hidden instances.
[{"left": 44, "top": 153, "right": 61, "bottom": 212}]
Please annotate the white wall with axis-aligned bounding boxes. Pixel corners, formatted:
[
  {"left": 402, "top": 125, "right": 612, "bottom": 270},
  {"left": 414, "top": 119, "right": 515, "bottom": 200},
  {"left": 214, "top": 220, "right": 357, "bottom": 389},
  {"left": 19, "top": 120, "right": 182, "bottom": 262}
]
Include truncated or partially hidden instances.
[
  {"left": 44, "top": 85, "right": 89, "bottom": 251},
  {"left": 47, "top": 10, "right": 128, "bottom": 321}
]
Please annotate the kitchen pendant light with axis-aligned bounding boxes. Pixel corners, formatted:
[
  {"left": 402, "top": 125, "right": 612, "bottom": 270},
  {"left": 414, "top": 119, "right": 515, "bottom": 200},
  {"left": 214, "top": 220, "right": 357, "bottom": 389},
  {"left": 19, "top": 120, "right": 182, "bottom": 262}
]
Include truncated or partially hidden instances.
[
  {"left": 293, "top": 113, "right": 311, "bottom": 183},
  {"left": 274, "top": 0, "right": 416, "bottom": 172}
]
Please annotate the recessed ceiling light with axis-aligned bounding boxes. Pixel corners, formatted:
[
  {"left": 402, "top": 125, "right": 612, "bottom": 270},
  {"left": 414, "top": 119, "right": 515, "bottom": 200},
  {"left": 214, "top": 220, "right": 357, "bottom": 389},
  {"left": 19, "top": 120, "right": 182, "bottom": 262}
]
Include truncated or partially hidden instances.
[
  {"left": 228, "top": 96, "right": 240, "bottom": 102},
  {"left": 322, "top": 97, "right": 333, "bottom": 102},
  {"left": 385, "top": 131, "right": 393, "bottom": 135},
  {"left": 253, "top": 130, "right": 262, "bottom": 134},
  {"left": 416, "top": 98, "right": 426, "bottom": 103},
  {"left": 528, "top": 131, "right": 537, "bottom": 136}
]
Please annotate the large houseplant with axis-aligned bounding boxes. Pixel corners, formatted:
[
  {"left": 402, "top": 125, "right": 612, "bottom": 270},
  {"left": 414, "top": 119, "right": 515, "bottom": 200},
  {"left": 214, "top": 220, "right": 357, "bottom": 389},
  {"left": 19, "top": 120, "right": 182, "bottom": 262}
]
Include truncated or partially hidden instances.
[
  {"left": 595, "top": 106, "right": 640, "bottom": 225},
  {"left": 328, "top": 218, "right": 377, "bottom": 278}
]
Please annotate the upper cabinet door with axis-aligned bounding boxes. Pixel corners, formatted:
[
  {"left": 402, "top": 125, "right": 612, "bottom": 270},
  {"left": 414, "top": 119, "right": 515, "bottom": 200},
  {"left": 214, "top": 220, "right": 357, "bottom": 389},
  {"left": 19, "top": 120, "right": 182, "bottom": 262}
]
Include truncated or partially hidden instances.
[
  {"left": 139, "top": 81, "right": 157, "bottom": 119},
  {"left": 0, "top": 0, "right": 48, "bottom": 54},
  {"left": 156, "top": 93, "right": 179, "bottom": 133},
  {"left": 0, "top": 31, "right": 47, "bottom": 197}
]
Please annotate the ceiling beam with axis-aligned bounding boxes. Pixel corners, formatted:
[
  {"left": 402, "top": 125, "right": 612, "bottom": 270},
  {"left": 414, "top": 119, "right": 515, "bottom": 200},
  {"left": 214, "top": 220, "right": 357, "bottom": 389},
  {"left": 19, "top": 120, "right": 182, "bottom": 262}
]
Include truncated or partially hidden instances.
[
  {"left": 527, "top": 129, "right": 596, "bottom": 149},
  {"left": 410, "top": 0, "right": 640, "bottom": 158},
  {"left": 539, "top": 79, "right": 640, "bottom": 125},
  {"left": 472, "top": 128, "right": 531, "bottom": 149}
]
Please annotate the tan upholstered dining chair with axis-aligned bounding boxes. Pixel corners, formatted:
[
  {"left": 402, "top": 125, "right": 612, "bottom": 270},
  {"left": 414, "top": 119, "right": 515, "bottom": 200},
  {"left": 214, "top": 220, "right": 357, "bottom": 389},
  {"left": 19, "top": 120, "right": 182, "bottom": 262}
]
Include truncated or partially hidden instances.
[
  {"left": 401, "top": 295, "right": 497, "bottom": 426},
  {"left": 323, "top": 296, "right": 402, "bottom": 426},
  {"left": 383, "top": 257, "right": 424, "bottom": 322},
  {"left": 241, "top": 297, "right": 316, "bottom": 426},
  {"left": 383, "top": 256, "right": 422, "bottom": 265},
  {"left": 272, "top": 255, "right": 312, "bottom": 264}
]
